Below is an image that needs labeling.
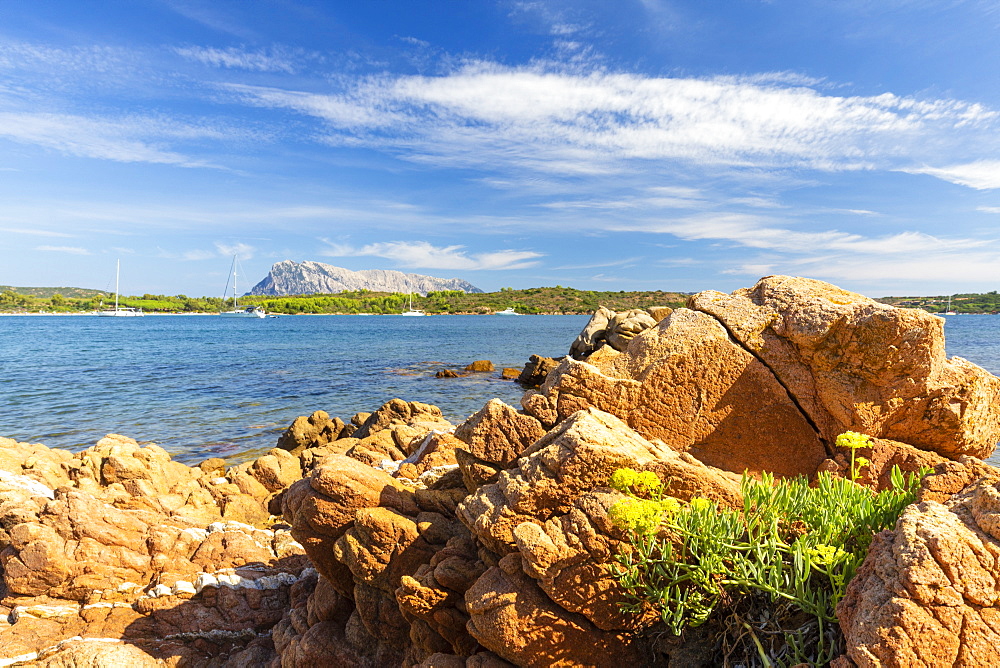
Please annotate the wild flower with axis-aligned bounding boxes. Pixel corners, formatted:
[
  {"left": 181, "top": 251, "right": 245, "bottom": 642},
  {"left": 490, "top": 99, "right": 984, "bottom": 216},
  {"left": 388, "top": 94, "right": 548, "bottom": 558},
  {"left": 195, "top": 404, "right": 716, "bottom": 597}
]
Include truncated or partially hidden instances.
[
  {"left": 806, "top": 543, "right": 849, "bottom": 567},
  {"left": 608, "top": 457, "right": 928, "bottom": 666},
  {"left": 609, "top": 468, "right": 639, "bottom": 492},
  {"left": 659, "top": 497, "right": 681, "bottom": 516},
  {"left": 608, "top": 497, "right": 666, "bottom": 536},
  {"left": 689, "top": 497, "right": 713, "bottom": 512},
  {"left": 610, "top": 467, "right": 663, "bottom": 496},
  {"left": 836, "top": 431, "right": 871, "bottom": 451},
  {"left": 837, "top": 431, "right": 873, "bottom": 481},
  {"left": 633, "top": 470, "right": 663, "bottom": 495}
]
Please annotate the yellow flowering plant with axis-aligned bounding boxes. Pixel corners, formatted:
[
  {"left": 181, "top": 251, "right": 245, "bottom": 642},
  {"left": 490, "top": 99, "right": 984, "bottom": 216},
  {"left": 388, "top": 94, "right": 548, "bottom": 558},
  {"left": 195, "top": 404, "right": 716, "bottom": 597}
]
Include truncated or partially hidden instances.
[
  {"left": 607, "top": 438, "right": 929, "bottom": 667},
  {"left": 836, "top": 431, "right": 872, "bottom": 481}
]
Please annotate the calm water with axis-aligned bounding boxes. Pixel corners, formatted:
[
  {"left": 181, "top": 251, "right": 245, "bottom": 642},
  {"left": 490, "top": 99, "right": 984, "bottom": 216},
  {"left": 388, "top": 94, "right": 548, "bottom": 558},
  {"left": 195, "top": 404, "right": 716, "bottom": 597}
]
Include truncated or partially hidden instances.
[
  {"left": 2, "top": 313, "right": 998, "bottom": 465},
  {"left": 0, "top": 314, "right": 587, "bottom": 464}
]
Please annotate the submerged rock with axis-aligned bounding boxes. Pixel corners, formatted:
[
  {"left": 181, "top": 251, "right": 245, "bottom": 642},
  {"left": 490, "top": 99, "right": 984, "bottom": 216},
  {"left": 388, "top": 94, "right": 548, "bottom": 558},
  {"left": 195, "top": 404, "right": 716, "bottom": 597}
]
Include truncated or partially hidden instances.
[
  {"left": 465, "top": 360, "right": 495, "bottom": 372},
  {"left": 515, "top": 354, "right": 560, "bottom": 387}
]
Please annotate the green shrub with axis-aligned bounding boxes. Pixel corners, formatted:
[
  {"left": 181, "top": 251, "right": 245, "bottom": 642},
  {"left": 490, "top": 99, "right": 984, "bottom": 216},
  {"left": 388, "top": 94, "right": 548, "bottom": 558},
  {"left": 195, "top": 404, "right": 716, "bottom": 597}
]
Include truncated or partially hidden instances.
[{"left": 608, "top": 436, "right": 927, "bottom": 666}]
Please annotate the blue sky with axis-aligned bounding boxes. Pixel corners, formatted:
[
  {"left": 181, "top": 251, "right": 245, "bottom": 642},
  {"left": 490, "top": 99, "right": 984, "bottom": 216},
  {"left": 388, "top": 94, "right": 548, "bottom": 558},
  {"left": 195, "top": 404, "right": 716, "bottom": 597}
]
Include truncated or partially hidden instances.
[{"left": 3, "top": 0, "right": 1000, "bottom": 297}]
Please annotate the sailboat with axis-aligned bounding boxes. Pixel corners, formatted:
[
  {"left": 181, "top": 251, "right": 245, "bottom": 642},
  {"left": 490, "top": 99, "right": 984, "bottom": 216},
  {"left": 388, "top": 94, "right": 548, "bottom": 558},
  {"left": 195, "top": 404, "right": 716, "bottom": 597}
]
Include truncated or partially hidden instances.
[
  {"left": 219, "top": 255, "right": 266, "bottom": 318},
  {"left": 495, "top": 307, "right": 519, "bottom": 315},
  {"left": 400, "top": 289, "right": 426, "bottom": 316},
  {"left": 98, "top": 259, "right": 144, "bottom": 317},
  {"left": 944, "top": 295, "right": 957, "bottom": 316}
]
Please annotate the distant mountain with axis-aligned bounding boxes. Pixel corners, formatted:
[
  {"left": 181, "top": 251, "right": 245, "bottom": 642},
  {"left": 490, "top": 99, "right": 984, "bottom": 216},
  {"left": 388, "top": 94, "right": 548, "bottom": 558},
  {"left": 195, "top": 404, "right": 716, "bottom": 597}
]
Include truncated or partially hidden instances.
[{"left": 247, "top": 260, "right": 483, "bottom": 296}]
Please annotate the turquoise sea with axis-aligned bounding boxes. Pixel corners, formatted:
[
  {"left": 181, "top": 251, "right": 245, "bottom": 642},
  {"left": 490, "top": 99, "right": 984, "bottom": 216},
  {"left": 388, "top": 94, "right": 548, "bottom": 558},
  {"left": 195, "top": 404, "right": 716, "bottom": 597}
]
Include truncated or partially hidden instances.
[
  {"left": 2, "top": 313, "right": 999, "bottom": 465},
  {"left": 0, "top": 314, "right": 588, "bottom": 464}
]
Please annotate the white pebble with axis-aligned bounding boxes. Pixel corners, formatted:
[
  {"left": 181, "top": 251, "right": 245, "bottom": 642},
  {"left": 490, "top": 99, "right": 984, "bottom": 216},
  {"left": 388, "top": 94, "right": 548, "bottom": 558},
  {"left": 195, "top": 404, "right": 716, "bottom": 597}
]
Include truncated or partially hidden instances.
[
  {"left": 172, "top": 580, "right": 197, "bottom": 596},
  {"left": 150, "top": 584, "right": 172, "bottom": 598},
  {"left": 194, "top": 573, "right": 218, "bottom": 592},
  {"left": 181, "top": 527, "right": 208, "bottom": 542},
  {"left": 216, "top": 573, "right": 242, "bottom": 587}
]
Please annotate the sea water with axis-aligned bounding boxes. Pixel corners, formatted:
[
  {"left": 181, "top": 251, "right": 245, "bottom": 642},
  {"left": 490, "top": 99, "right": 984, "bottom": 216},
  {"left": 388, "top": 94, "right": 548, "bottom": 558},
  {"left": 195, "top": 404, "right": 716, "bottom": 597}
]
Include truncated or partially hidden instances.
[
  {"left": 2, "top": 313, "right": 999, "bottom": 465},
  {"left": 0, "top": 314, "right": 588, "bottom": 464}
]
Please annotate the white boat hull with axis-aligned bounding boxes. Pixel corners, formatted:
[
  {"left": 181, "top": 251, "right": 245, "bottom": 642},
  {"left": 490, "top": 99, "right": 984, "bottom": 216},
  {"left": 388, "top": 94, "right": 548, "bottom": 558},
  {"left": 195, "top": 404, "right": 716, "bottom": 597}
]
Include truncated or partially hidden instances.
[
  {"left": 400, "top": 310, "right": 426, "bottom": 316},
  {"left": 220, "top": 308, "right": 266, "bottom": 318},
  {"left": 98, "top": 308, "right": 143, "bottom": 317},
  {"left": 219, "top": 257, "right": 266, "bottom": 318}
]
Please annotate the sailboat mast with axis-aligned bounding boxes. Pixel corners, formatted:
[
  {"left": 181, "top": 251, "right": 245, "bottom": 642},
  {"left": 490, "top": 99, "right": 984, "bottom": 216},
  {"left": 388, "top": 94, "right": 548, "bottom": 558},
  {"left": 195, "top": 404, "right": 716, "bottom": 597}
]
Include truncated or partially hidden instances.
[{"left": 115, "top": 259, "right": 120, "bottom": 310}]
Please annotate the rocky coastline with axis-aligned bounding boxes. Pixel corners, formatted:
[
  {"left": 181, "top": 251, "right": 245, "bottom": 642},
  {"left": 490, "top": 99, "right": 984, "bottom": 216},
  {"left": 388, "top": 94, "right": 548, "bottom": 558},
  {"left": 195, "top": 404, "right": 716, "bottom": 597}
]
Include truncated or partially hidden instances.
[{"left": 3, "top": 275, "right": 1000, "bottom": 666}]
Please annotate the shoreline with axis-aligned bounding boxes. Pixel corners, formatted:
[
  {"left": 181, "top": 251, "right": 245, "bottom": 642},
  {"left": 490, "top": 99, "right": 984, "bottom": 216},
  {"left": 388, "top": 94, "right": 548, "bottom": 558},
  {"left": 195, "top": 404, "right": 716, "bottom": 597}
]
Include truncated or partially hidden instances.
[
  {"left": 0, "top": 311, "right": 589, "bottom": 316},
  {"left": 3, "top": 279, "right": 1000, "bottom": 665}
]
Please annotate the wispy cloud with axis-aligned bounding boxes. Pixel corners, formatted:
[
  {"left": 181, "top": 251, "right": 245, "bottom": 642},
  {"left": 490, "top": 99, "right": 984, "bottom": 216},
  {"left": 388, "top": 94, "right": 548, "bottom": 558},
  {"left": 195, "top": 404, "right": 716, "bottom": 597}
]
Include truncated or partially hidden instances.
[
  {"left": 904, "top": 160, "right": 1000, "bottom": 189},
  {"left": 1, "top": 227, "right": 74, "bottom": 237},
  {"left": 36, "top": 245, "right": 90, "bottom": 255},
  {"left": 0, "top": 42, "right": 130, "bottom": 77},
  {"left": 616, "top": 214, "right": 990, "bottom": 255},
  {"left": 787, "top": 251, "right": 1000, "bottom": 285},
  {"left": 319, "top": 240, "right": 543, "bottom": 270},
  {"left": 0, "top": 111, "right": 218, "bottom": 167},
  {"left": 553, "top": 257, "right": 643, "bottom": 270},
  {"left": 173, "top": 45, "right": 303, "bottom": 73},
  {"left": 226, "top": 63, "right": 1000, "bottom": 180},
  {"left": 215, "top": 241, "right": 256, "bottom": 259}
]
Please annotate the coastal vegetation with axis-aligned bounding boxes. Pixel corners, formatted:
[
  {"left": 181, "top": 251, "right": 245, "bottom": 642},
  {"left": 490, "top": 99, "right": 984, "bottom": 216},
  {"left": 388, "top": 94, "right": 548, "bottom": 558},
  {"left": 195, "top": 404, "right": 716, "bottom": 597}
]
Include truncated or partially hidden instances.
[
  {"left": 608, "top": 434, "right": 927, "bottom": 665},
  {"left": 0, "top": 285, "right": 688, "bottom": 314},
  {"left": 6, "top": 283, "right": 1000, "bottom": 315},
  {"left": 876, "top": 291, "right": 1000, "bottom": 313}
]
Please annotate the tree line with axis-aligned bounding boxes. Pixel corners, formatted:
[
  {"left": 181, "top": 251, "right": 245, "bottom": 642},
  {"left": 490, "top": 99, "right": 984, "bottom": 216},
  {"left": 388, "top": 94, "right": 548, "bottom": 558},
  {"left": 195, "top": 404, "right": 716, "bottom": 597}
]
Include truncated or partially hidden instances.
[{"left": 0, "top": 286, "right": 688, "bottom": 315}]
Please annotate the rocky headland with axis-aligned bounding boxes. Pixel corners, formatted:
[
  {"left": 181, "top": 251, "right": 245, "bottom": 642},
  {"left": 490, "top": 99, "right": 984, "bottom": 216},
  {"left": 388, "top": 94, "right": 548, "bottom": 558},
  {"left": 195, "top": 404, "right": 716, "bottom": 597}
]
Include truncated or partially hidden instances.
[
  {"left": 3, "top": 275, "right": 1000, "bottom": 666},
  {"left": 248, "top": 261, "right": 483, "bottom": 297}
]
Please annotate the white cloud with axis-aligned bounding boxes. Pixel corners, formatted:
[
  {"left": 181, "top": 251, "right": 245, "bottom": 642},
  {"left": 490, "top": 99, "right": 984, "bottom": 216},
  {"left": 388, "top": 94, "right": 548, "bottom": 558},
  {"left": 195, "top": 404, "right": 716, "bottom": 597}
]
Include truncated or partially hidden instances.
[
  {"left": 722, "top": 263, "right": 776, "bottom": 276},
  {"left": 0, "top": 42, "right": 129, "bottom": 76},
  {"left": 214, "top": 242, "right": 255, "bottom": 259},
  {"left": 617, "top": 214, "right": 990, "bottom": 255},
  {"left": 228, "top": 64, "right": 1000, "bottom": 178},
  {"left": 1, "top": 227, "right": 74, "bottom": 237},
  {"left": 0, "top": 112, "right": 215, "bottom": 167},
  {"left": 904, "top": 160, "right": 1000, "bottom": 189},
  {"left": 789, "top": 251, "right": 1000, "bottom": 285},
  {"left": 399, "top": 36, "right": 431, "bottom": 47},
  {"left": 320, "top": 240, "right": 543, "bottom": 270},
  {"left": 173, "top": 46, "right": 301, "bottom": 73},
  {"left": 553, "top": 257, "right": 643, "bottom": 270},
  {"left": 36, "top": 245, "right": 90, "bottom": 255}
]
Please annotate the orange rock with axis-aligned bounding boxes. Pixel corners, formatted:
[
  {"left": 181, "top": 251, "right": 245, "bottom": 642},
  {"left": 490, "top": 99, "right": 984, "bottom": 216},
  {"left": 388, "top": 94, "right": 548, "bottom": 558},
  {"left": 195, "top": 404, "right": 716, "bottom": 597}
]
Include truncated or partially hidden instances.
[
  {"left": 465, "top": 360, "right": 495, "bottom": 372},
  {"left": 691, "top": 275, "right": 1000, "bottom": 460},
  {"left": 465, "top": 555, "right": 655, "bottom": 667},
  {"left": 454, "top": 399, "right": 546, "bottom": 468},
  {"left": 276, "top": 409, "right": 346, "bottom": 453},
  {"left": 526, "top": 309, "right": 827, "bottom": 478},
  {"left": 839, "top": 476, "right": 1000, "bottom": 666}
]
